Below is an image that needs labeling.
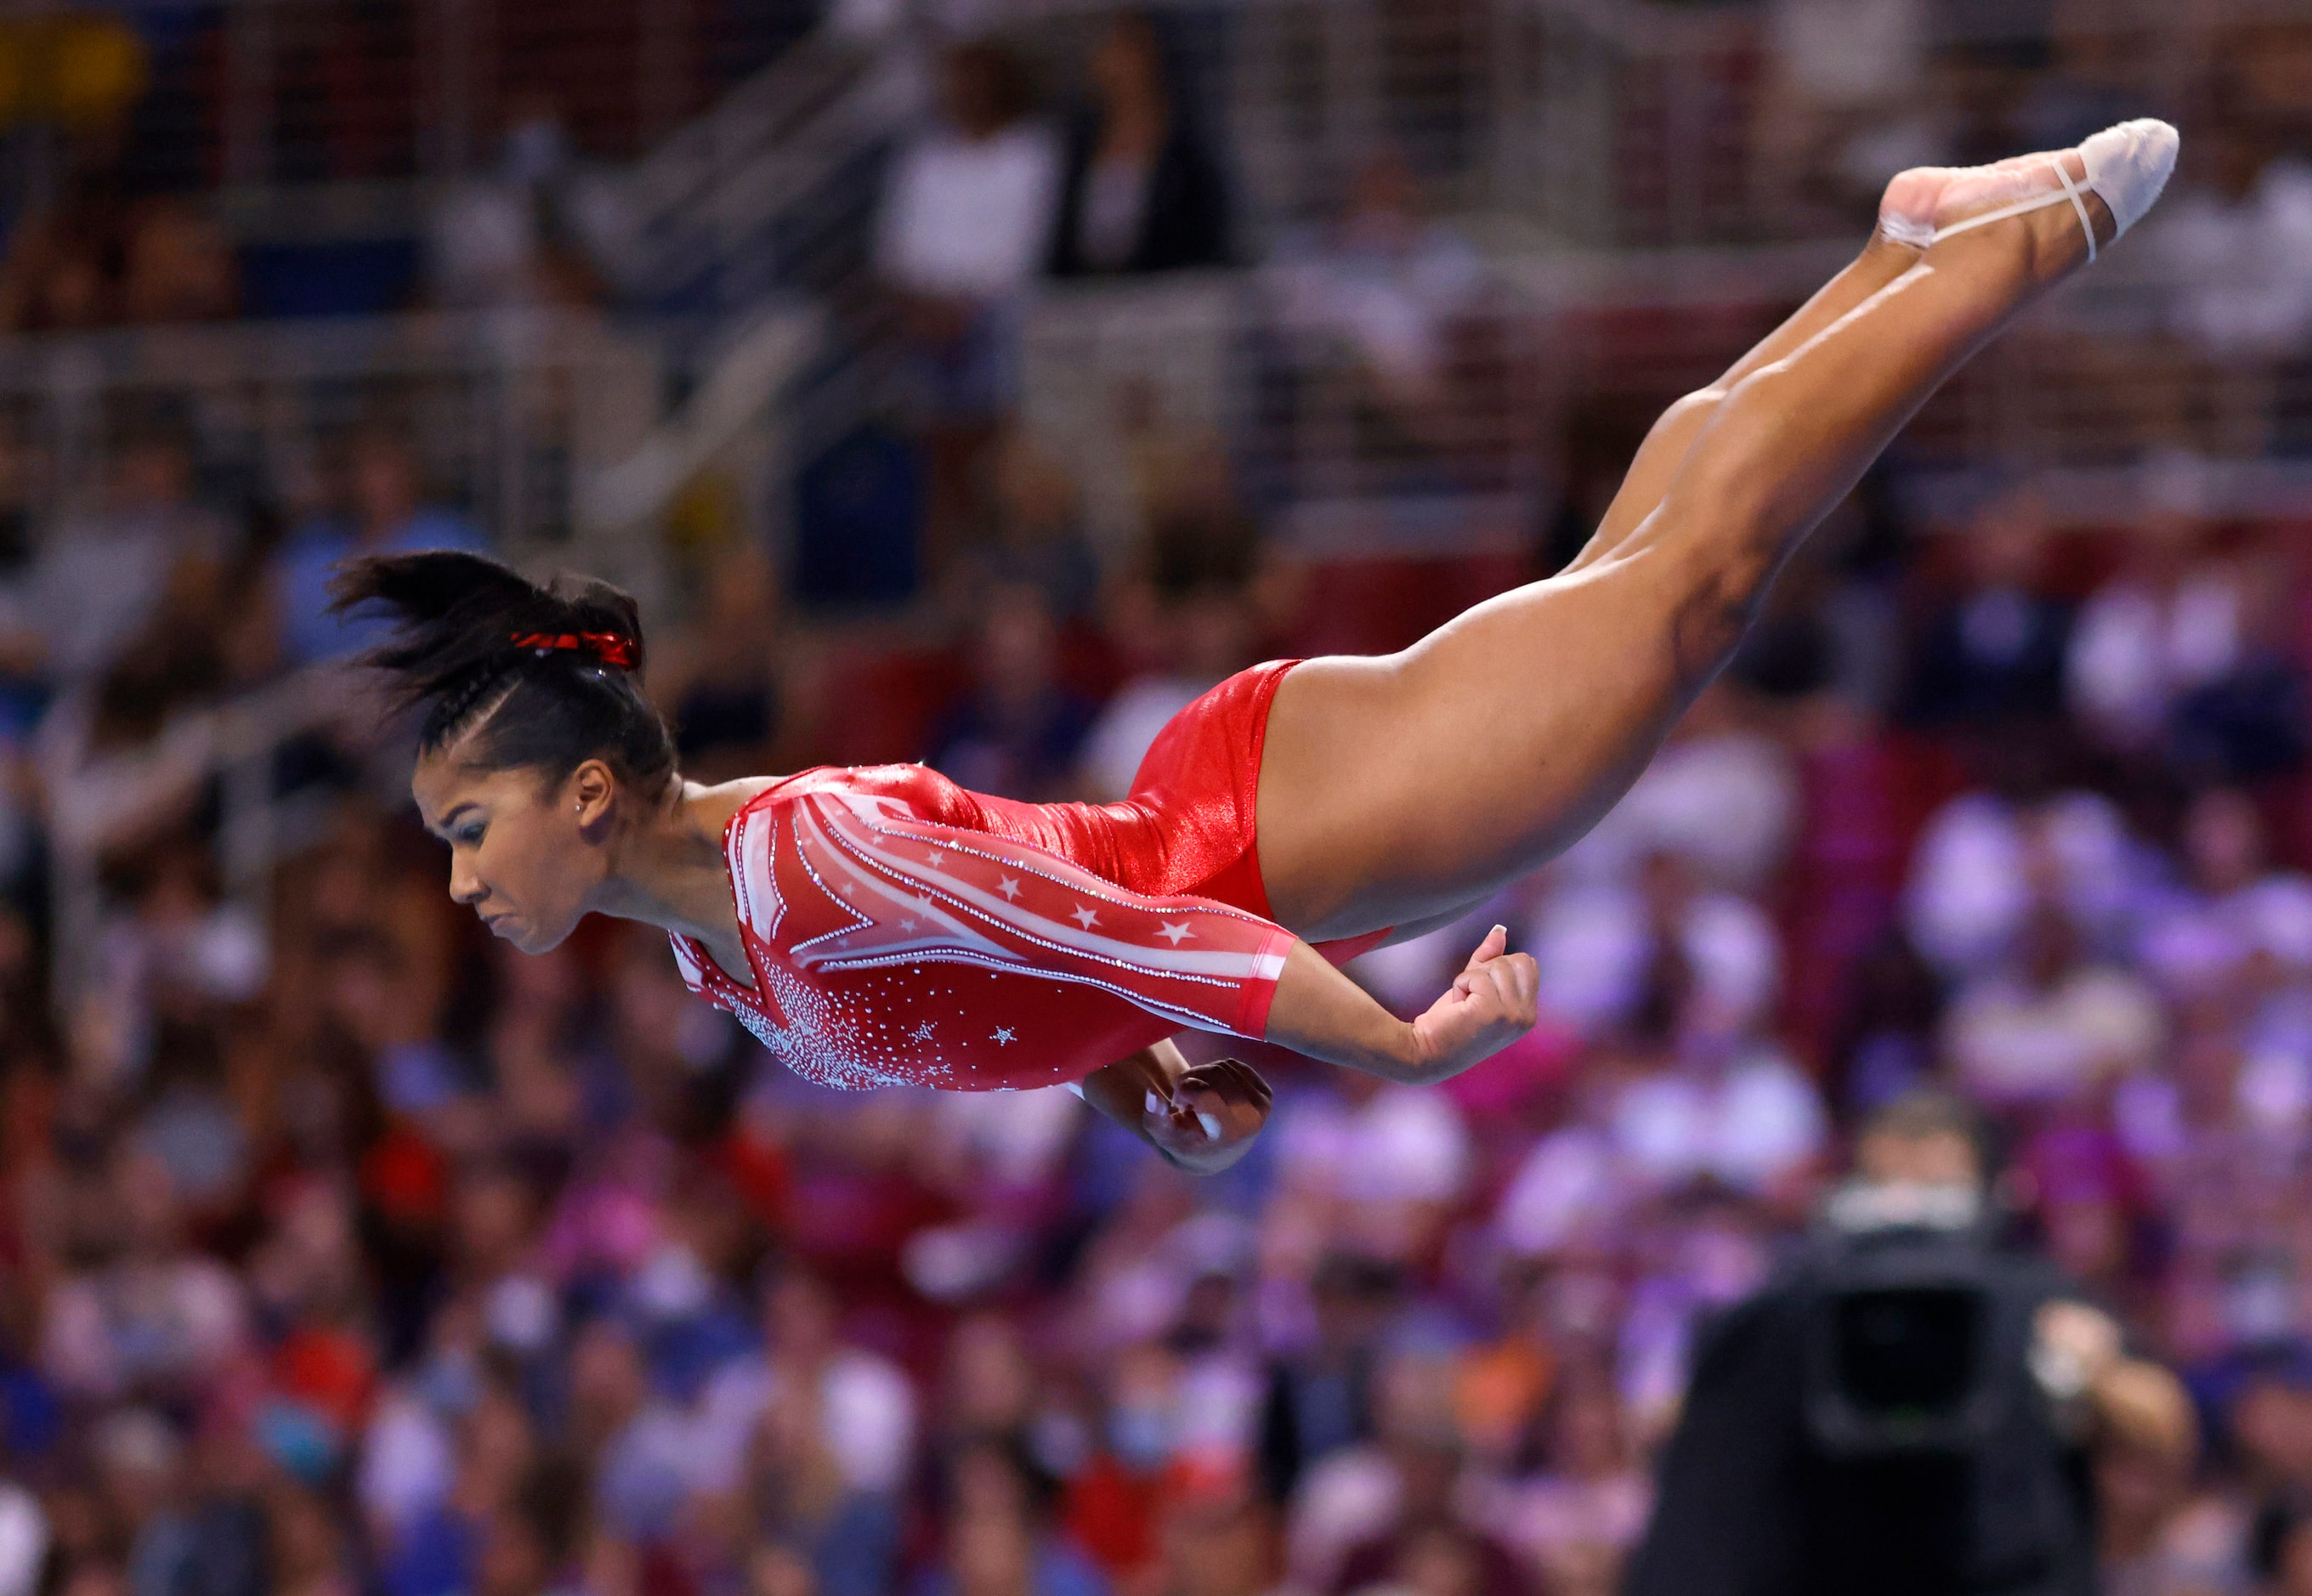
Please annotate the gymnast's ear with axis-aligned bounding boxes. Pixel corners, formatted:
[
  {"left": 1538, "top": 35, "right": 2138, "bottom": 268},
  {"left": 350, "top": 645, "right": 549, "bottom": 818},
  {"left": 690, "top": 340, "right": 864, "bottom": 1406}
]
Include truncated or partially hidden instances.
[{"left": 568, "top": 759, "right": 620, "bottom": 823}]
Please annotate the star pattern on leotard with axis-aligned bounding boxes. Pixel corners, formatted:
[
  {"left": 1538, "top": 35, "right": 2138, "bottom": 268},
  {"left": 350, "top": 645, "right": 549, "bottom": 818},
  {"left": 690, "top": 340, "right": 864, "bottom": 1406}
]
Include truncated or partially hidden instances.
[{"left": 671, "top": 783, "right": 1298, "bottom": 1094}]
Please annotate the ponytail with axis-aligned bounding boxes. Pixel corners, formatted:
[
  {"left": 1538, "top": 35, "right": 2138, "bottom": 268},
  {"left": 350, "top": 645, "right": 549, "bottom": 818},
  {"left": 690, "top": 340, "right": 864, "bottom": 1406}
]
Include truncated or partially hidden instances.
[{"left": 329, "top": 551, "right": 679, "bottom": 795}]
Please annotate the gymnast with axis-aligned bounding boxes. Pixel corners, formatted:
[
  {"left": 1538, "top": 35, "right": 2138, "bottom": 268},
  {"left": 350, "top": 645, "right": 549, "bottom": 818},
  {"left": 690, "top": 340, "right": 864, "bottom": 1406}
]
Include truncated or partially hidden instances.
[{"left": 337, "top": 121, "right": 2178, "bottom": 1174}]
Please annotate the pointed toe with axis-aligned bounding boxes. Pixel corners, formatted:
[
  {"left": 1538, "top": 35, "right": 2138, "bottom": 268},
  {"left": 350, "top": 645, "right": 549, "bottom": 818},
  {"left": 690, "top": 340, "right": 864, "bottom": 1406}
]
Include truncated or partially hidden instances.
[{"left": 2079, "top": 118, "right": 2179, "bottom": 241}]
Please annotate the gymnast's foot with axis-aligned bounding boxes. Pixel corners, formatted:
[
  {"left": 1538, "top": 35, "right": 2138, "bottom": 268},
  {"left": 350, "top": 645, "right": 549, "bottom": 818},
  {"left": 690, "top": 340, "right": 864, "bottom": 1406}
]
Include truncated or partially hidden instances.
[{"left": 1876, "top": 119, "right": 2179, "bottom": 283}]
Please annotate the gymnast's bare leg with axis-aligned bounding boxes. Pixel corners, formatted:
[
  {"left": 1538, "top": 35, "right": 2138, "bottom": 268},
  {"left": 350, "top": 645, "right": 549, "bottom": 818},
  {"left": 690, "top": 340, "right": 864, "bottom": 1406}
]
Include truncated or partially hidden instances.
[{"left": 1258, "top": 143, "right": 2131, "bottom": 941}]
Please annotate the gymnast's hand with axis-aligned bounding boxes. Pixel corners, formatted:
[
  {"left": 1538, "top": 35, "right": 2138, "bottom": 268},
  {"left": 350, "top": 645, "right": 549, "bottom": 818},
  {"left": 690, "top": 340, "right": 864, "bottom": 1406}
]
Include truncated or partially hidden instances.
[
  {"left": 1408, "top": 925, "right": 1540, "bottom": 1083},
  {"left": 1142, "top": 1057, "right": 1273, "bottom": 1174},
  {"left": 1262, "top": 925, "right": 1539, "bottom": 1086}
]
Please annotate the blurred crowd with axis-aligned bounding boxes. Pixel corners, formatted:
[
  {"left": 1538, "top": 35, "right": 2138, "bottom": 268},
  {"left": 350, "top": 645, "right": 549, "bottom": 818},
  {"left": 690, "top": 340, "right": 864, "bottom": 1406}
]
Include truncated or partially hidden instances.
[
  {"left": 3, "top": 391, "right": 2312, "bottom": 1596},
  {"left": 0, "top": 5, "right": 2298, "bottom": 1596}
]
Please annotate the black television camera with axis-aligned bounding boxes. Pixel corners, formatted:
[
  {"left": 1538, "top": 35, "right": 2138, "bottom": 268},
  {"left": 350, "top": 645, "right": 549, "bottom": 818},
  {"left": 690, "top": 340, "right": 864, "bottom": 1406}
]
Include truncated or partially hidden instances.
[
  {"left": 1801, "top": 1182, "right": 2027, "bottom": 1461},
  {"left": 1625, "top": 1182, "right": 2099, "bottom": 1596}
]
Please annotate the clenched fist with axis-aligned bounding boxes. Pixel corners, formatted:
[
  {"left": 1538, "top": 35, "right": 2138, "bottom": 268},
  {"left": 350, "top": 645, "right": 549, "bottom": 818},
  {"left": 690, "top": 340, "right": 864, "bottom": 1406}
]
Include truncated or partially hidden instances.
[
  {"left": 1408, "top": 925, "right": 1540, "bottom": 1084},
  {"left": 1142, "top": 1057, "right": 1273, "bottom": 1174}
]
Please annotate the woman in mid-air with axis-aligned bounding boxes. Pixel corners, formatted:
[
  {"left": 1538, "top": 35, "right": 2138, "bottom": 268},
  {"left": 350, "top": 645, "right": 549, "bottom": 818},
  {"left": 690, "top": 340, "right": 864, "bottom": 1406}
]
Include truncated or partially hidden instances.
[{"left": 339, "top": 122, "right": 2177, "bottom": 1173}]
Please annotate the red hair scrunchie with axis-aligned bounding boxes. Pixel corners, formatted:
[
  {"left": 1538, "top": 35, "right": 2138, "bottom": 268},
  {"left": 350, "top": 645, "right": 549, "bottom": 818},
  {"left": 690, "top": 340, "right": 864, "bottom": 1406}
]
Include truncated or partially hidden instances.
[{"left": 509, "top": 630, "right": 639, "bottom": 671}]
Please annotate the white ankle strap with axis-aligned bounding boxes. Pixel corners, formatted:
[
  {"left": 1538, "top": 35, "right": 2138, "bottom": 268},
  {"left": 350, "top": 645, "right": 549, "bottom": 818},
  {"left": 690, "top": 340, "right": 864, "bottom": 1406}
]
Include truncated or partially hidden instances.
[
  {"left": 1922, "top": 156, "right": 2100, "bottom": 259},
  {"left": 2054, "top": 161, "right": 2098, "bottom": 264}
]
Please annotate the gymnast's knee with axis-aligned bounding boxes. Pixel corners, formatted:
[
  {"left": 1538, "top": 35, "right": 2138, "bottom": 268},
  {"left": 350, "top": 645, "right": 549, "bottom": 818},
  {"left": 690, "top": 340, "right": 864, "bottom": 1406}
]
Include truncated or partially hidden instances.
[{"left": 1657, "top": 386, "right": 1731, "bottom": 439}]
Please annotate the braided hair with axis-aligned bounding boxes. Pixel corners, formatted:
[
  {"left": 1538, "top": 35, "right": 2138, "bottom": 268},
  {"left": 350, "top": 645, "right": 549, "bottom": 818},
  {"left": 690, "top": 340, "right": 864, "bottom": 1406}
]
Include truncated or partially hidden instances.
[{"left": 328, "top": 551, "right": 678, "bottom": 795}]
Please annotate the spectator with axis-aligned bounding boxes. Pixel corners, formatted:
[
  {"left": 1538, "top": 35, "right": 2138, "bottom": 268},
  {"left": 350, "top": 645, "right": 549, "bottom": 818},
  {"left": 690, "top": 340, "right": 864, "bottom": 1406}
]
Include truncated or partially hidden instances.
[
  {"left": 935, "top": 1312, "right": 1039, "bottom": 1451},
  {"left": 1606, "top": 1031, "right": 1828, "bottom": 1201},
  {"left": 2066, "top": 494, "right": 2244, "bottom": 760},
  {"left": 1256, "top": 1254, "right": 1397, "bottom": 1508},
  {"left": 1268, "top": 1075, "right": 1473, "bottom": 1265},
  {"left": 1553, "top": 687, "right": 1802, "bottom": 897},
  {"left": 1154, "top": 1484, "right": 1275, "bottom": 1596},
  {"left": 698, "top": 1267, "right": 917, "bottom": 1507},
  {"left": 2168, "top": 546, "right": 2309, "bottom": 786},
  {"left": 1526, "top": 851, "right": 1782, "bottom": 1044},
  {"left": 1078, "top": 508, "right": 1261, "bottom": 802},
  {"left": 1904, "top": 778, "right": 2141, "bottom": 982},
  {"left": 120, "top": 200, "right": 239, "bottom": 325},
  {"left": 0, "top": 207, "right": 119, "bottom": 333},
  {"left": 377, "top": 1380, "right": 536, "bottom": 1596},
  {"left": 930, "top": 582, "right": 1097, "bottom": 802},
  {"left": 661, "top": 543, "right": 784, "bottom": 784},
  {"left": 0, "top": 414, "right": 232, "bottom": 689},
  {"left": 1755, "top": 0, "right": 1935, "bottom": 226},
  {"left": 1289, "top": 1350, "right": 1527, "bottom": 1596},
  {"left": 40, "top": 1151, "right": 248, "bottom": 1404},
  {"left": 427, "top": 93, "right": 609, "bottom": 312},
  {"left": 875, "top": 40, "right": 1062, "bottom": 566},
  {"left": 1825, "top": 927, "right": 1948, "bottom": 1112},
  {"left": 1493, "top": 1126, "right": 1631, "bottom": 1263},
  {"left": 1264, "top": 151, "right": 1486, "bottom": 446},
  {"left": 271, "top": 423, "right": 484, "bottom": 668},
  {"left": 972, "top": 433, "right": 1102, "bottom": 625},
  {"left": 916, "top": 1438, "right": 1108, "bottom": 1596},
  {"left": 269, "top": 1482, "right": 358, "bottom": 1596},
  {"left": 1943, "top": 899, "right": 2167, "bottom": 1108},
  {"left": 0, "top": 1472, "right": 41, "bottom": 1596},
  {"left": 1063, "top": 1341, "right": 1189, "bottom": 1589},
  {"left": 2134, "top": 788, "right": 2312, "bottom": 999},
  {"left": 472, "top": 1457, "right": 587, "bottom": 1596},
  {"left": 1900, "top": 484, "right": 2074, "bottom": 732},
  {"left": 2142, "top": 122, "right": 2312, "bottom": 357},
  {"left": 1047, "top": 12, "right": 1230, "bottom": 279},
  {"left": 2098, "top": 1435, "right": 2242, "bottom": 1595},
  {"left": 1479, "top": 1367, "right": 1650, "bottom": 1596},
  {"left": 2264, "top": 1510, "right": 2312, "bottom": 1596},
  {"left": 745, "top": 1372, "right": 903, "bottom": 1596}
]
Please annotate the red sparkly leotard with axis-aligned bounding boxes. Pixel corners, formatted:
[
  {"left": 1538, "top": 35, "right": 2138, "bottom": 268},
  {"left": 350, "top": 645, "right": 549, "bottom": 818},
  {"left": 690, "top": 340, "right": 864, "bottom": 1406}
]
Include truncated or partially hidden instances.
[{"left": 670, "top": 660, "right": 1390, "bottom": 1090}]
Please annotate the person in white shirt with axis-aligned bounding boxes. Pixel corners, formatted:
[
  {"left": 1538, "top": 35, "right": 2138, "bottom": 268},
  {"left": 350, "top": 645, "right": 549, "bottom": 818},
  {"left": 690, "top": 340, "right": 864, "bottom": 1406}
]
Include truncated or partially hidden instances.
[
  {"left": 2066, "top": 485, "right": 2245, "bottom": 759},
  {"left": 875, "top": 40, "right": 1062, "bottom": 567},
  {"left": 1943, "top": 900, "right": 2166, "bottom": 1108},
  {"left": 875, "top": 44, "right": 1061, "bottom": 310},
  {"left": 694, "top": 1266, "right": 917, "bottom": 1502},
  {"left": 1525, "top": 851, "right": 1783, "bottom": 1043}
]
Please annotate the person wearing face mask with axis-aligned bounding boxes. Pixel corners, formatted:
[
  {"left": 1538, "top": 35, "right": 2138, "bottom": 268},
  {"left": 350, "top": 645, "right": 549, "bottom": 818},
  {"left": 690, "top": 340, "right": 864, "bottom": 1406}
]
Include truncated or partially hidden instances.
[
  {"left": 425, "top": 92, "right": 605, "bottom": 312},
  {"left": 1063, "top": 1343, "right": 1190, "bottom": 1589},
  {"left": 1625, "top": 1091, "right": 2196, "bottom": 1596}
]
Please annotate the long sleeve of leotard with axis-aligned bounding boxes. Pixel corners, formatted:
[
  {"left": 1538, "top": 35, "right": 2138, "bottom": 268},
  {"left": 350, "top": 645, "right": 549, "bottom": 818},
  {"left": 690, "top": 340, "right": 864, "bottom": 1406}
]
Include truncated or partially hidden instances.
[{"left": 773, "top": 788, "right": 1298, "bottom": 1039}]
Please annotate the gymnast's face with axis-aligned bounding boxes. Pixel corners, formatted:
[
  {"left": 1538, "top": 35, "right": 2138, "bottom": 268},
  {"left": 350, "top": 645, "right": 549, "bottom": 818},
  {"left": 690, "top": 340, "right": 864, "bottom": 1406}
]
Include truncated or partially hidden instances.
[{"left": 412, "top": 745, "right": 613, "bottom": 954}]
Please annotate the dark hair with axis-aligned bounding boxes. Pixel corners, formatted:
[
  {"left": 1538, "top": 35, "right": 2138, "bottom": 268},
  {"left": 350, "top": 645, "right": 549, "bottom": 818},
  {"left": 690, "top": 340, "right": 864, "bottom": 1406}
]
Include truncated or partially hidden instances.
[
  {"left": 328, "top": 550, "right": 677, "bottom": 795},
  {"left": 943, "top": 40, "right": 1034, "bottom": 131},
  {"left": 1856, "top": 1089, "right": 1995, "bottom": 1180}
]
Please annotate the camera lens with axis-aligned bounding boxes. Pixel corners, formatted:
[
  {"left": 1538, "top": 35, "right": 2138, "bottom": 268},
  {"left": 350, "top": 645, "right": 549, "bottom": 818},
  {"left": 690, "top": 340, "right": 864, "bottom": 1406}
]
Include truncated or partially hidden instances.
[{"left": 1834, "top": 1287, "right": 1980, "bottom": 1418}]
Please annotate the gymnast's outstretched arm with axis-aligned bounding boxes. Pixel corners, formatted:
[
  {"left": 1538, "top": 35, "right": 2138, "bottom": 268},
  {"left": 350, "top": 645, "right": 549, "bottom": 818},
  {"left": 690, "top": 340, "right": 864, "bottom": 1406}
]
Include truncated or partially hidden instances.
[
  {"left": 1261, "top": 924, "right": 1537, "bottom": 1085},
  {"left": 1080, "top": 924, "right": 1537, "bottom": 1169}
]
